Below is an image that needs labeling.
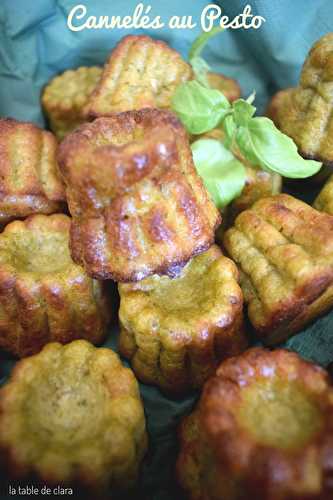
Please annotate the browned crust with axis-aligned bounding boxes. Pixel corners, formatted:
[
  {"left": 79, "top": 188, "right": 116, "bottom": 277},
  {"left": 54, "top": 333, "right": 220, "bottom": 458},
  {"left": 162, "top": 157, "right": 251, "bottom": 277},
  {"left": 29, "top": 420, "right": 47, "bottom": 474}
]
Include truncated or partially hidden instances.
[
  {"left": 0, "top": 118, "right": 66, "bottom": 226},
  {"left": 42, "top": 66, "right": 102, "bottom": 116},
  {"left": 177, "top": 348, "right": 333, "bottom": 499},
  {"left": 41, "top": 66, "right": 103, "bottom": 141},
  {"left": 267, "top": 89, "right": 331, "bottom": 183},
  {"left": 0, "top": 214, "right": 110, "bottom": 357},
  {"left": 223, "top": 194, "right": 333, "bottom": 343},
  {"left": 265, "top": 88, "right": 295, "bottom": 125},
  {"left": 314, "top": 174, "right": 333, "bottom": 214},
  {"left": 58, "top": 109, "right": 221, "bottom": 282},
  {"left": 267, "top": 34, "right": 333, "bottom": 166},
  {"left": 207, "top": 72, "right": 241, "bottom": 102},
  {"left": 57, "top": 108, "right": 187, "bottom": 193},
  {"left": 84, "top": 35, "right": 193, "bottom": 118},
  {"left": 118, "top": 246, "right": 247, "bottom": 394},
  {"left": 0, "top": 340, "right": 147, "bottom": 490},
  {"left": 227, "top": 168, "right": 282, "bottom": 226}
]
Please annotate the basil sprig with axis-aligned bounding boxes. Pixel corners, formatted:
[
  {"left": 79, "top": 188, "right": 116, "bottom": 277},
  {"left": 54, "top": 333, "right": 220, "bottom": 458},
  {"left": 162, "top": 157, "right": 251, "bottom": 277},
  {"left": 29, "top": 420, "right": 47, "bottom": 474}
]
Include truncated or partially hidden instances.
[
  {"left": 173, "top": 81, "right": 230, "bottom": 134},
  {"left": 175, "top": 29, "right": 322, "bottom": 210},
  {"left": 172, "top": 83, "right": 322, "bottom": 179},
  {"left": 188, "top": 27, "right": 224, "bottom": 87},
  {"left": 191, "top": 138, "right": 246, "bottom": 209}
]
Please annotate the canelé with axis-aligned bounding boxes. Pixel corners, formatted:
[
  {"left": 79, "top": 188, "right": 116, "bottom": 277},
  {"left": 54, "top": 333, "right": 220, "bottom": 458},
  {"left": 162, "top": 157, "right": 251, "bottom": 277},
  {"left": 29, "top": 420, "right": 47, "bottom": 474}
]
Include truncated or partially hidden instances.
[
  {"left": 267, "top": 34, "right": 333, "bottom": 169},
  {"left": 58, "top": 109, "right": 220, "bottom": 281},
  {"left": 118, "top": 245, "right": 246, "bottom": 394},
  {"left": 85, "top": 35, "right": 193, "bottom": 118},
  {"left": 177, "top": 348, "right": 333, "bottom": 500},
  {"left": 314, "top": 174, "right": 333, "bottom": 214},
  {"left": 0, "top": 340, "right": 147, "bottom": 492},
  {"left": 0, "top": 214, "right": 109, "bottom": 357},
  {"left": 224, "top": 194, "right": 333, "bottom": 343},
  {"left": 42, "top": 66, "right": 102, "bottom": 140},
  {"left": 206, "top": 72, "right": 241, "bottom": 102},
  {"left": 0, "top": 118, "right": 65, "bottom": 227}
]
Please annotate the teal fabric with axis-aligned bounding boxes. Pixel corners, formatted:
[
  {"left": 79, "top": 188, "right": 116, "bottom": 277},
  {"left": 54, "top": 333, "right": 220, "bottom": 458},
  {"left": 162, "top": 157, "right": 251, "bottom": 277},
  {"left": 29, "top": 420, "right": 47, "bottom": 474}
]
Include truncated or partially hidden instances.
[
  {"left": 1, "top": 1, "right": 333, "bottom": 499},
  {"left": 2, "top": 0, "right": 333, "bottom": 123}
]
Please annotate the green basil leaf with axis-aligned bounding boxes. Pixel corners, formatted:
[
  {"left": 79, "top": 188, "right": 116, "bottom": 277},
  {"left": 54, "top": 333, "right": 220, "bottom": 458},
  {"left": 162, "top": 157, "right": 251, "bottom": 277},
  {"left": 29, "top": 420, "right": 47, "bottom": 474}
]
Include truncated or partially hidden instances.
[
  {"left": 235, "top": 116, "right": 322, "bottom": 178},
  {"left": 223, "top": 115, "right": 237, "bottom": 148},
  {"left": 189, "top": 56, "right": 210, "bottom": 88},
  {"left": 246, "top": 91, "right": 256, "bottom": 104},
  {"left": 233, "top": 98, "right": 256, "bottom": 127},
  {"left": 189, "top": 27, "right": 224, "bottom": 60},
  {"left": 172, "top": 81, "right": 231, "bottom": 134},
  {"left": 191, "top": 138, "right": 246, "bottom": 209}
]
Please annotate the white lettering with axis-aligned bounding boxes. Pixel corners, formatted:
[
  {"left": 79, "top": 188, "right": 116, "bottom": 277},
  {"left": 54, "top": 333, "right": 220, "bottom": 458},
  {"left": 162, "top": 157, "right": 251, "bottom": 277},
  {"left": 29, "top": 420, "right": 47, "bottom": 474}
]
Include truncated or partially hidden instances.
[
  {"left": 67, "top": 4, "right": 87, "bottom": 32},
  {"left": 201, "top": 3, "right": 266, "bottom": 31},
  {"left": 67, "top": 3, "right": 265, "bottom": 32},
  {"left": 67, "top": 3, "right": 165, "bottom": 31},
  {"left": 201, "top": 4, "right": 221, "bottom": 32},
  {"left": 168, "top": 15, "right": 197, "bottom": 29}
]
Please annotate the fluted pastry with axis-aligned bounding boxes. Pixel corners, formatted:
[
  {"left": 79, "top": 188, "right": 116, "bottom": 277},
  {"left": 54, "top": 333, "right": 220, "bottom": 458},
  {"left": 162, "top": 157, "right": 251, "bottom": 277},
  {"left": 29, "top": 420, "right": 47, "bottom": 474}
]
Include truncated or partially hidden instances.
[
  {"left": 58, "top": 109, "right": 221, "bottom": 282},
  {"left": 267, "top": 34, "right": 333, "bottom": 168},
  {"left": 84, "top": 35, "right": 193, "bottom": 118},
  {"left": 42, "top": 66, "right": 102, "bottom": 140},
  {"left": 224, "top": 194, "right": 333, "bottom": 344},
  {"left": 0, "top": 118, "right": 65, "bottom": 227},
  {"left": 118, "top": 245, "right": 246, "bottom": 394},
  {"left": 0, "top": 214, "right": 110, "bottom": 357},
  {"left": 177, "top": 348, "right": 333, "bottom": 500},
  {"left": 0, "top": 340, "right": 147, "bottom": 492}
]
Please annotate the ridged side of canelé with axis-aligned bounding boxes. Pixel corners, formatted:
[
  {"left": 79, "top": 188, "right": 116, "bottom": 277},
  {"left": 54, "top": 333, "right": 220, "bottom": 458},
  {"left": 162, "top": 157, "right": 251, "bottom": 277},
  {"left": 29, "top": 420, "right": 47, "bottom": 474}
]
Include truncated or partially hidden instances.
[
  {"left": 42, "top": 66, "right": 102, "bottom": 140},
  {"left": 84, "top": 35, "right": 193, "bottom": 117},
  {"left": 0, "top": 118, "right": 65, "bottom": 226},
  {"left": 314, "top": 174, "right": 333, "bottom": 215},
  {"left": 0, "top": 214, "right": 110, "bottom": 357},
  {"left": 223, "top": 194, "right": 333, "bottom": 343},
  {"left": 118, "top": 246, "right": 246, "bottom": 394},
  {"left": 177, "top": 348, "right": 333, "bottom": 500},
  {"left": 58, "top": 109, "right": 221, "bottom": 282},
  {"left": 0, "top": 340, "right": 147, "bottom": 491},
  {"left": 271, "top": 34, "right": 333, "bottom": 166}
]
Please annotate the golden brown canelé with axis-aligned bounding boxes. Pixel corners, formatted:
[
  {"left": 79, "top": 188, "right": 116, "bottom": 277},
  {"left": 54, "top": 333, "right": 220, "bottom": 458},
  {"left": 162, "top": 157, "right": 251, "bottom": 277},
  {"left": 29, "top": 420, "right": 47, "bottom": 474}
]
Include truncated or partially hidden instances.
[
  {"left": 42, "top": 66, "right": 102, "bottom": 140},
  {"left": 0, "top": 214, "right": 110, "bottom": 358},
  {"left": 223, "top": 194, "right": 333, "bottom": 344},
  {"left": 228, "top": 166, "right": 282, "bottom": 224},
  {"left": 265, "top": 87, "right": 294, "bottom": 125},
  {"left": 58, "top": 109, "right": 221, "bottom": 282},
  {"left": 84, "top": 35, "right": 193, "bottom": 118},
  {"left": 216, "top": 166, "right": 282, "bottom": 243},
  {"left": 177, "top": 348, "right": 333, "bottom": 500},
  {"left": 206, "top": 72, "right": 241, "bottom": 102},
  {"left": 0, "top": 340, "right": 147, "bottom": 491},
  {"left": 118, "top": 245, "right": 246, "bottom": 395},
  {"left": 0, "top": 118, "right": 65, "bottom": 227},
  {"left": 314, "top": 174, "right": 333, "bottom": 214},
  {"left": 267, "top": 34, "right": 333, "bottom": 168}
]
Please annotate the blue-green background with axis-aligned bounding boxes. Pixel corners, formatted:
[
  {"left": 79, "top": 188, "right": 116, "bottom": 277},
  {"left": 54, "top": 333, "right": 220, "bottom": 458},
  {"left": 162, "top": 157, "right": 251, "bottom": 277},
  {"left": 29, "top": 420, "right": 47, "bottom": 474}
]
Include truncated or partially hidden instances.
[{"left": 1, "top": 1, "right": 333, "bottom": 499}]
